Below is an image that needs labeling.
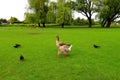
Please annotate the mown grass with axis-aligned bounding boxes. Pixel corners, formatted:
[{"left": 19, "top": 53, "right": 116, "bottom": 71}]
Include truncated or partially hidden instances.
[{"left": 0, "top": 26, "right": 120, "bottom": 80}]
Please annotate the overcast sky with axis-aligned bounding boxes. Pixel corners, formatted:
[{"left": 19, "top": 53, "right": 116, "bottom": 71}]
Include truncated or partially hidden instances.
[
  {"left": 0, "top": 0, "right": 28, "bottom": 21},
  {"left": 0, "top": 0, "right": 88, "bottom": 21}
]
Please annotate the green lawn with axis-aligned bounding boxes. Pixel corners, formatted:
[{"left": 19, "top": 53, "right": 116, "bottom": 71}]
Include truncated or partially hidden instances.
[{"left": 0, "top": 26, "right": 120, "bottom": 80}]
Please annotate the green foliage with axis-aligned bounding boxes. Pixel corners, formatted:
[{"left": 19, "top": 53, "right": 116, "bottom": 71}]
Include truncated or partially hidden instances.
[
  {"left": 26, "top": 0, "right": 120, "bottom": 28},
  {"left": 24, "top": 13, "right": 36, "bottom": 23},
  {"left": 73, "top": 18, "right": 88, "bottom": 25},
  {"left": 8, "top": 17, "right": 20, "bottom": 24},
  {"left": 73, "top": 18, "right": 96, "bottom": 25},
  {"left": 0, "top": 18, "right": 8, "bottom": 24},
  {"left": 74, "top": 0, "right": 97, "bottom": 27},
  {"left": 56, "top": 1, "right": 72, "bottom": 25},
  {"left": 116, "top": 20, "right": 120, "bottom": 24},
  {"left": 47, "top": 11, "right": 56, "bottom": 23},
  {"left": 46, "top": 2, "right": 57, "bottom": 23},
  {"left": 97, "top": 0, "right": 120, "bottom": 27},
  {"left": 28, "top": 0, "right": 49, "bottom": 27}
]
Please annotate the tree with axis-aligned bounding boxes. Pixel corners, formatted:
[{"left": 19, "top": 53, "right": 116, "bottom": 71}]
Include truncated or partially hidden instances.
[
  {"left": 47, "top": 2, "right": 57, "bottom": 23},
  {"left": 73, "top": 17, "right": 93, "bottom": 26},
  {"left": 24, "top": 12, "right": 36, "bottom": 23},
  {"left": 56, "top": 0, "right": 73, "bottom": 28},
  {"left": 97, "top": 0, "right": 120, "bottom": 28},
  {"left": 0, "top": 18, "right": 8, "bottom": 24},
  {"left": 116, "top": 20, "right": 120, "bottom": 24},
  {"left": 74, "top": 0, "right": 97, "bottom": 28},
  {"left": 8, "top": 17, "right": 20, "bottom": 24},
  {"left": 28, "top": 0, "right": 48, "bottom": 27}
]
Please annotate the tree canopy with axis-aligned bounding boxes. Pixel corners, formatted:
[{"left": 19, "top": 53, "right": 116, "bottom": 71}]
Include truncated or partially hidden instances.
[
  {"left": 56, "top": 0, "right": 72, "bottom": 28},
  {"left": 73, "top": 0, "right": 97, "bottom": 28},
  {"left": 46, "top": 2, "right": 57, "bottom": 24},
  {"left": 97, "top": 0, "right": 120, "bottom": 27},
  {"left": 24, "top": 13, "right": 36, "bottom": 23},
  {"left": 25, "top": 0, "right": 120, "bottom": 28},
  {"left": 8, "top": 17, "right": 20, "bottom": 24},
  {"left": 28, "top": 0, "right": 48, "bottom": 27}
]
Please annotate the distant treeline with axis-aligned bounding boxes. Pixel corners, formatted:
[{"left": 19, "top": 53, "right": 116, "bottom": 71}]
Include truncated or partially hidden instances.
[{"left": 23, "top": 0, "right": 120, "bottom": 28}]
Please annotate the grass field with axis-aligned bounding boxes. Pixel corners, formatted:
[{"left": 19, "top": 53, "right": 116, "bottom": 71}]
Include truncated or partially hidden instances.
[{"left": 0, "top": 26, "right": 120, "bottom": 80}]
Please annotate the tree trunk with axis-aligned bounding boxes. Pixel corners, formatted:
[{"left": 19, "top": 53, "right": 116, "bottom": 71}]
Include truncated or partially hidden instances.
[
  {"left": 88, "top": 18, "right": 92, "bottom": 28},
  {"left": 101, "top": 21, "right": 106, "bottom": 28},
  {"left": 101, "top": 19, "right": 107, "bottom": 28},
  {"left": 61, "top": 23, "right": 64, "bottom": 28},
  {"left": 43, "top": 23, "right": 45, "bottom": 27},
  {"left": 101, "top": 22, "right": 104, "bottom": 27},
  {"left": 89, "top": 23, "right": 92, "bottom": 28},
  {"left": 38, "top": 23, "right": 40, "bottom": 27},
  {"left": 106, "top": 21, "right": 111, "bottom": 28}
]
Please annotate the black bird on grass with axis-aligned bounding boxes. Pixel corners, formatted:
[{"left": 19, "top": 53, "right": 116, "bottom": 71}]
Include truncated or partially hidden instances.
[
  {"left": 14, "top": 44, "right": 21, "bottom": 48},
  {"left": 93, "top": 44, "right": 100, "bottom": 48},
  {"left": 20, "top": 55, "right": 24, "bottom": 61}
]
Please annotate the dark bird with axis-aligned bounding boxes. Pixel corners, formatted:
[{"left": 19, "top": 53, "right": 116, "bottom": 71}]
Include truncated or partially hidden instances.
[
  {"left": 93, "top": 44, "right": 100, "bottom": 48},
  {"left": 20, "top": 55, "right": 24, "bottom": 61},
  {"left": 14, "top": 44, "right": 21, "bottom": 48}
]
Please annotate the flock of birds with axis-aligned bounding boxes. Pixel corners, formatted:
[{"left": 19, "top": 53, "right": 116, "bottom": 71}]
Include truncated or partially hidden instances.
[
  {"left": 13, "top": 43, "right": 100, "bottom": 61},
  {"left": 13, "top": 44, "right": 24, "bottom": 61}
]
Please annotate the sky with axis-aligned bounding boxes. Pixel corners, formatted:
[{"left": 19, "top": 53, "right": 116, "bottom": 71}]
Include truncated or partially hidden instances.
[
  {"left": 0, "top": 0, "right": 28, "bottom": 21},
  {"left": 0, "top": 0, "right": 88, "bottom": 21}
]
